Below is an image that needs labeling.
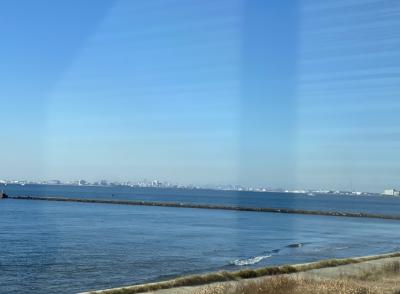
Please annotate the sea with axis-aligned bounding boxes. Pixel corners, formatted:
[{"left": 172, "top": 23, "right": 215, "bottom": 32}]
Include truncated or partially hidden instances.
[{"left": 1, "top": 184, "right": 400, "bottom": 294}]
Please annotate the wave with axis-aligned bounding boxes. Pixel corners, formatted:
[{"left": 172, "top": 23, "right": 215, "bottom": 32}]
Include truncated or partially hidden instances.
[
  {"left": 230, "top": 242, "right": 306, "bottom": 266},
  {"left": 231, "top": 254, "right": 271, "bottom": 266},
  {"left": 286, "top": 243, "right": 303, "bottom": 248},
  {"left": 334, "top": 246, "right": 350, "bottom": 250}
]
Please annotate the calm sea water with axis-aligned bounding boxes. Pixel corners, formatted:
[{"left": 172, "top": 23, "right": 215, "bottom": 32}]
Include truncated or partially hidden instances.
[
  {"left": 2, "top": 184, "right": 400, "bottom": 215},
  {"left": 1, "top": 185, "right": 400, "bottom": 294}
]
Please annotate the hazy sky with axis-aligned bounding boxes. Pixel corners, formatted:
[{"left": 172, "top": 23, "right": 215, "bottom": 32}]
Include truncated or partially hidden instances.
[{"left": 1, "top": 0, "right": 399, "bottom": 192}]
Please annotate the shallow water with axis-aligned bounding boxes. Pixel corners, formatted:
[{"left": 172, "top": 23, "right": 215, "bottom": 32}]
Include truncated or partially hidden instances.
[{"left": 1, "top": 196, "right": 400, "bottom": 294}]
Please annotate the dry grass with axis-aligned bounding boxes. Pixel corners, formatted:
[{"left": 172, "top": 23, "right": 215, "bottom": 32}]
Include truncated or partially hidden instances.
[
  {"left": 195, "top": 261, "right": 400, "bottom": 294},
  {"left": 195, "top": 276, "right": 371, "bottom": 294},
  {"left": 356, "top": 261, "right": 400, "bottom": 281},
  {"left": 86, "top": 255, "right": 400, "bottom": 294}
]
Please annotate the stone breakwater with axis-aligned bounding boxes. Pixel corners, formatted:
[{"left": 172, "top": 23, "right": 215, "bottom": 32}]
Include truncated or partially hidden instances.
[{"left": 7, "top": 195, "right": 400, "bottom": 221}]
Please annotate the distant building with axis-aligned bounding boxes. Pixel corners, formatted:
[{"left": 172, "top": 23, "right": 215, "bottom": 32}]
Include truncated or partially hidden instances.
[
  {"left": 78, "top": 179, "right": 87, "bottom": 186},
  {"left": 48, "top": 180, "right": 61, "bottom": 185},
  {"left": 383, "top": 189, "right": 400, "bottom": 196}
]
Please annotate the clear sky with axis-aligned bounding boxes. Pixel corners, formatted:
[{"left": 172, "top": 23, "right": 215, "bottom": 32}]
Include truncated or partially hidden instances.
[{"left": 1, "top": 0, "right": 399, "bottom": 192}]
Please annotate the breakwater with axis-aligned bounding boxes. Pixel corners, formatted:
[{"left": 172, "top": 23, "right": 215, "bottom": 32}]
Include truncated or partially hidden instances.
[{"left": 7, "top": 195, "right": 400, "bottom": 221}]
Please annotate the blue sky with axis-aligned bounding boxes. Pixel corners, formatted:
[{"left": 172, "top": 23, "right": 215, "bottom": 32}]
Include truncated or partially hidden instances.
[{"left": 1, "top": 0, "right": 399, "bottom": 192}]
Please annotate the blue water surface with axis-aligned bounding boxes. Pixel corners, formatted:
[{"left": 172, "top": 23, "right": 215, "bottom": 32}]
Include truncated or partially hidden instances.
[
  {"left": 3, "top": 184, "right": 400, "bottom": 215},
  {"left": 1, "top": 185, "right": 400, "bottom": 294}
]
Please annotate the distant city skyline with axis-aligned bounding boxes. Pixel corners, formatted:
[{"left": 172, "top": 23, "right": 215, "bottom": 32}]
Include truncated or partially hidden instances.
[
  {"left": 0, "top": 176, "right": 395, "bottom": 195},
  {"left": 1, "top": 1, "right": 399, "bottom": 193}
]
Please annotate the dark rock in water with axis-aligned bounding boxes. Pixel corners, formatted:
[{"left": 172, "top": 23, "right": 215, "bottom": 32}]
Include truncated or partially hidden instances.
[
  {"left": 1, "top": 192, "right": 8, "bottom": 199},
  {"left": 287, "top": 243, "right": 303, "bottom": 248},
  {"left": 271, "top": 249, "right": 280, "bottom": 253}
]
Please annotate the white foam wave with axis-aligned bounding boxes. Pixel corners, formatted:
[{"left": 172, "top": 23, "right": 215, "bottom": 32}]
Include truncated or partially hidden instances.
[
  {"left": 231, "top": 254, "right": 271, "bottom": 266},
  {"left": 334, "top": 246, "right": 350, "bottom": 250}
]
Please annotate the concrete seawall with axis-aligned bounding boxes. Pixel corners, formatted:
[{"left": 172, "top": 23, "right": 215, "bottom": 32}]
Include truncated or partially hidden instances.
[{"left": 7, "top": 195, "right": 400, "bottom": 221}]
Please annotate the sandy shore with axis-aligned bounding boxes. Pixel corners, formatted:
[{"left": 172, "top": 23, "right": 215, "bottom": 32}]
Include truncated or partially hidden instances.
[{"left": 80, "top": 252, "right": 400, "bottom": 294}]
